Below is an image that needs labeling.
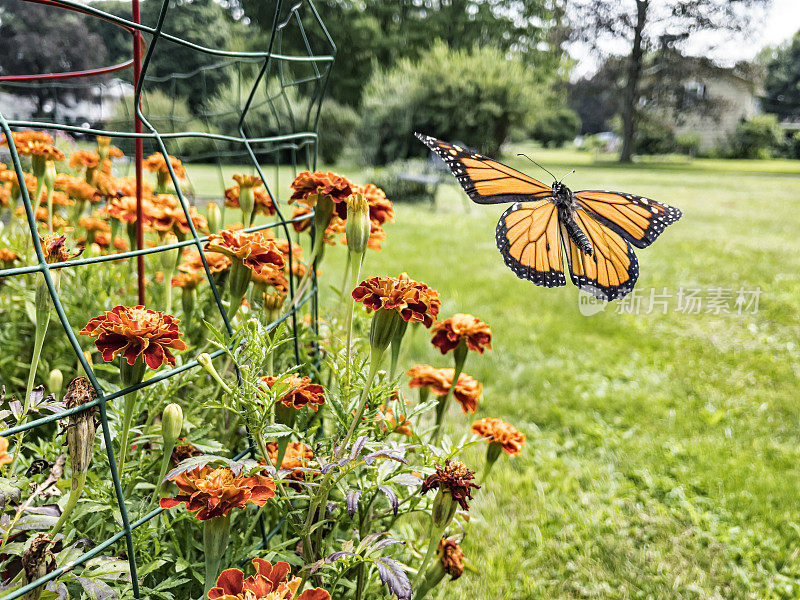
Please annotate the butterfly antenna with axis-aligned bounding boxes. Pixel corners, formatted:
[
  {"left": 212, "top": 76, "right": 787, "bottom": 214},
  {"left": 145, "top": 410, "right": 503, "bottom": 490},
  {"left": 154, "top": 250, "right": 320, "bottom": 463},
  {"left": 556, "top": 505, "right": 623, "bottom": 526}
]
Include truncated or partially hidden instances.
[
  {"left": 517, "top": 153, "right": 557, "bottom": 181},
  {"left": 559, "top": 169, "right": 576, "bottom": 183}
]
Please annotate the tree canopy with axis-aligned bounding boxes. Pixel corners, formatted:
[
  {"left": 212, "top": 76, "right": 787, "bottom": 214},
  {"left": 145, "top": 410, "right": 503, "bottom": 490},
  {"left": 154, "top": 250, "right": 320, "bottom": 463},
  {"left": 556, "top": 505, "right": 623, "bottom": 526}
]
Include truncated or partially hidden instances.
[{"left": 763, "top": 31, "right": 800, "bottom": 120}]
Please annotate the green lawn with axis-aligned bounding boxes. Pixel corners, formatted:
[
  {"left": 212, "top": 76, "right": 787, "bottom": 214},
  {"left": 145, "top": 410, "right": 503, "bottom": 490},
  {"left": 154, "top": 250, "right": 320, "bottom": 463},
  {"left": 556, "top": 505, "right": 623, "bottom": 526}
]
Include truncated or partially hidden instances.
[{"left": 188, "top": 150, "right": 800, "bottom": 599}]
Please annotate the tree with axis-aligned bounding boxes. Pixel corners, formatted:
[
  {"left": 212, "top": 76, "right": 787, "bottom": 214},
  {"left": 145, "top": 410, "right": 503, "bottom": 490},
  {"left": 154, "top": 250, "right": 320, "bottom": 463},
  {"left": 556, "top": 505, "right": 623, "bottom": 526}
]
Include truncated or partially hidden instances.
[
  {"left": 566, "top": 0, "right": 771, "bottom": 162},
  {"left": 87, "top": 0, "right": 240, "bottom": 113},
  {"left": 237, "top": 0, "right": 563, "bottom": 107},
  {"left": 763, "top": 30, "right": 800, "bottom": 119},
  {"left": 0, "top": 1, "right": 108, "bottom": 116}
]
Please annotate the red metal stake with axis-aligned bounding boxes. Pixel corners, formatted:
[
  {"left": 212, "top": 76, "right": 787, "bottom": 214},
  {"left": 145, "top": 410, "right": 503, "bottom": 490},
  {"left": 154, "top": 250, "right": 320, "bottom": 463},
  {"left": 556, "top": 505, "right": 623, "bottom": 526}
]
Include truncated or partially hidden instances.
[{"left": 132, "top": 0, "right": 145, "bottom": 305}]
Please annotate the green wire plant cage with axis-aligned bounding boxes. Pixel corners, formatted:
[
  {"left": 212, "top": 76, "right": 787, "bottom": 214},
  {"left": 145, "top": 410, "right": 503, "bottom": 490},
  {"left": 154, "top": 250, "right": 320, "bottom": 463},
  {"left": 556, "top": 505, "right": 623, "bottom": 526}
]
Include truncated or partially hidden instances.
[{"left": 0, "top": 1, "right": 334, "bottom": 597}]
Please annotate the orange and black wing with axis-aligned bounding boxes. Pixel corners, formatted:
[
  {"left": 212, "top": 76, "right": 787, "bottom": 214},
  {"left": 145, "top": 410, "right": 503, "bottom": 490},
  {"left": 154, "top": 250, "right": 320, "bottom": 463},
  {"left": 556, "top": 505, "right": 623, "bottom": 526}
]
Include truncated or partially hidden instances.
[
  {"left": 495, "top": 200, "right": 566, "bottom": 288},
  {"left": 574, "top": 190, "right": 681, "bottom": 249},
  {"left": 562, "top": 208, "right": 639, "bottom": 301},
  {"left": 415, "top": 133, "right": 553, "bottom": 204}
]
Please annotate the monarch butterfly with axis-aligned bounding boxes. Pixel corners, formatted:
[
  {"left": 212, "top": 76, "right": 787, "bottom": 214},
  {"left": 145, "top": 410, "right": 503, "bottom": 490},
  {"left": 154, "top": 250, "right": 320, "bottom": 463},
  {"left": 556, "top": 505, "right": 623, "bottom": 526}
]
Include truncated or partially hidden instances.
[{"left": 415, "top": 133, "right": 682, "bottom": 301}]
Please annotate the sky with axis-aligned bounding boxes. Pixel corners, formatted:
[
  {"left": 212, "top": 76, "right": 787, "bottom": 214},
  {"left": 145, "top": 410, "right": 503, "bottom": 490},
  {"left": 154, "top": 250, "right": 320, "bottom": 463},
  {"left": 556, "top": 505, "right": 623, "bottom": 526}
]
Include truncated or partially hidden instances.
[{"left": 569, "top": 0, "right": 800, "bottom": 77}]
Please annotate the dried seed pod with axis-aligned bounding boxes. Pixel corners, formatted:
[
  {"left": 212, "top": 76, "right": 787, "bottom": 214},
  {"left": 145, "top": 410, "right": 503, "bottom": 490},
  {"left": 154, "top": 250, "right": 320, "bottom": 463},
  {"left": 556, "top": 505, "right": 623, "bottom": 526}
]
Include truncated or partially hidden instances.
[
  {"left": 63, "top": 377, "right": 97, "bottom": 474},
  {"left": 21, "top": 533, "right": 56, "bottom": 599}
]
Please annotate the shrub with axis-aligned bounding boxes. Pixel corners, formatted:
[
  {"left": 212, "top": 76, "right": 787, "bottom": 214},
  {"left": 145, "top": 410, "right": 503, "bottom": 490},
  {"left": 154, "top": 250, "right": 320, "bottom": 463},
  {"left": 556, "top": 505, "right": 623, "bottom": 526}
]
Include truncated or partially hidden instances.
[
  {"left": 529, "top": 107, "right": 581, "bottom": 148},
  {"left": 675, "top": 132, "right": 701, "bottom": 156},
  {"left": 368, "top": 159, "right": 434, "bottom": 204},
  {"left": 318, "top": 99, "right": 360, "bottom": 164},
  {"left": 358, "top": 41, "right": 546, "bottom": 165},
  {"left": 727, "top": 114, "right": 783, "bottom": 159},
  {"left": 634, "top": 119, "right": 676, "bottom": 155}
]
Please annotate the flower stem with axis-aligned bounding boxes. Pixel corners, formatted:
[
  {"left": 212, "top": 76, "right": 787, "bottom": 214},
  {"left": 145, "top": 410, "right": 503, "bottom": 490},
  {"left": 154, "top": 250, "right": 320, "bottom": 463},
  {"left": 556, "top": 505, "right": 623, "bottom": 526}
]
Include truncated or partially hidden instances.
[
  {"left": 147, "top": 439, "right": 177, "bottom": 514},
  {"left": 203, "top": 514, "right": 231, "bottom": 595},
  {"left": 412, "top": 522, "right": 445, "bottom": 590},
  {"left": 117, "top": 391, "right": 137, "bottom": 477},
  {"left": 343, "top": 251, "right": 364, "bottom": 387},
  {"left": 23, "top": 297, "right": 50, "bottom": 415},
  {"left": 431, "top": 341, "right": 468, "bottom": 444},
  {"left": 50, "top": 470, "right": 87, "bottom": 537}
]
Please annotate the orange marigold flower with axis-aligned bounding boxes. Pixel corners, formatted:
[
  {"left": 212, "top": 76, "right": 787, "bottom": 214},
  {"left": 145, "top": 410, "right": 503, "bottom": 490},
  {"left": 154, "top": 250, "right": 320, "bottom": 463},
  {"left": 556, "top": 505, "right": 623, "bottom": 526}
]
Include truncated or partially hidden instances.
[
  {"left": 16, "top": 141, "right": 64, "bottom": 161},
  {"left": 352, "top": 272, "right": 440, "bottom": 328},
  {"left": 39, "top": 190, "right": 73, "bottom": 207},
  {"left": 0, "top": 437, "right": 12, "bottom": 465},
  {"left": 431, "top": 313, "right": 492, "bottom": 355},
  {"left": 378, "top": 403, "right": 412, "bottom": 437},
  {"left": 421, "top": 460, "right": 480, "bottom": 511},
  {"left": 79, "top": 305, "right": 186, "bottom": 369},
  {"left": 105, "top": 196, "right": 142, "bottom": 225},
  {"left": 265, "top": 441, "right": 316, "bottom": 488},
  {"left": 159, "top": 466, "right": 276, "bottom": 520},
  {"left": 79, "top": 217, "right": 111, "bottom": 234},
  {"left": 251, "top": 266, "right": 289, "bottom": 292},
  {"left": 173, "top": 204, "right": 208, "bottom": 234},
  {"left": 267, "top": 237, "right": 307, "bottom": 278},
  {"left": 438, "top": 538, "right": 465, "bottom": 580},
  {"left": 291, "top": 205, "right": 313, "bottom": 233},
  {"left": 40, "top": 234, "right": 82, "bottom": 264},
  {"left": 406, "top": 365, "right": 482, "bottom": 413},
  {"left": 208, "top": 558, "right": 330, "bottom": 600},
  {"left": 55, "top": 174, "right": 97, "bottom": 202},
  {"left": 115, "top": 176, "right": 153, "bottom": 198},
  {"left": 171, "top": 271, "right": 205, "bottom": 290},
  {"left": 0, "top": 248, "right": 19, "bottom": 264},
  {"left": 69, "top": 150, "right": 100, "bottom": 170},
  {"left": 106, "top": 146, "right": 124, "bottom": 159},
  {"left": 289, "top": 171, "right": 353, "bottom": 218},
  {"left": 225, "top": 183, "right": 276, "bottom": 216},
  {"left": 0, "top": 169, "right": 36, "bottom": 194},
  {"left": 178, "top": 248, "right": 231, "bottom": 275},
  {"left": 3, "top": 130, "right": 53, "bottom": 146},
  {"left": 356, "top": 183, "right": 394, "bottom": 226},
  {"left": 260, "top": 374, "right": 325, "bottom": 411},
  {"left": 143, "top": 153, "right": 186, "bottom": 179},
  {"left": 470, "top": 417, "right": 526, "bottom": 456},
  {"left": 205, "top": 229, "right": 285, "bottom": 275}
]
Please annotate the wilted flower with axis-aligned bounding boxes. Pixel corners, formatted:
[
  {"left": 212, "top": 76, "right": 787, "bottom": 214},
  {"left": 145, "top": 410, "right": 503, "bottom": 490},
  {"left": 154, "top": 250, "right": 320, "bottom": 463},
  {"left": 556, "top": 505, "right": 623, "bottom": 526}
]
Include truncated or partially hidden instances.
[
  {"left": 470, "top": 417, "right": 526, "bottom": 456},
  {"left": 260, "top": 374, "right": 325, "bottom": 411},
  {"left": 79, "top": 305, "right": 187, "bottom": 369},
  {"left": 159, "top": 466, "right": 276, "bottom": 520},
  {"left": 21, "top": 533, "right": 56, "bottom": 590},
  {"left": 208, "top": 558, "right": 330, "bottom": 600},
  {"left": 431, "top": 313, "right": 492, "bottom": 355},
  {"left": 40, "top": 233, "right": 82, "bottom": 264},
  {"left": 63, "top": 376, "right": 97, "bottom": 474},
  {"left": 438, "top": 538, "right": 465, "bottom": 580},
  {"left": 352, "top": 272, "right": 440, "bottom": 328},
  {"left": 205, "top": 229, "right": 285, "bottom": 275},
  {"left": 406, "top": 365, "right": 482, "bottom": 413},
  {"left": 172, "top": 440, "right": 203, "bottom": 464},
  {"left": 421, "top": 460, "right": 480, "bottom": 511}
]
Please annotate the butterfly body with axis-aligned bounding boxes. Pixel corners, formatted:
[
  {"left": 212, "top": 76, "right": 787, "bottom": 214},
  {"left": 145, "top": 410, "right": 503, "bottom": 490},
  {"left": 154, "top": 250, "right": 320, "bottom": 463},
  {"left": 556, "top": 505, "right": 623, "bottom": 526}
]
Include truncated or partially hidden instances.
[{"left": 416, "top": 133, "right": 682, "bottom": 301}]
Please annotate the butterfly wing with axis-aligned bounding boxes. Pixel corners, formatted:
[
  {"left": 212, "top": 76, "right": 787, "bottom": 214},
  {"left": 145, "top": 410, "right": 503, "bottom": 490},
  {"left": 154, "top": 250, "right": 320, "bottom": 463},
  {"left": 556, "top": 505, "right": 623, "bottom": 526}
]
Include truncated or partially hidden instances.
[
  {"left": 415, "top": 133, "right": 553, "bottom": 204},
  {"left": 495, "top": 200, "right": 566, "bottom": 288},
  {"left": 574, "top": 190, "right": 681, "bottom": 249},
  {"left": 562, "top": 207, "right": 639, "bottom": 301}
]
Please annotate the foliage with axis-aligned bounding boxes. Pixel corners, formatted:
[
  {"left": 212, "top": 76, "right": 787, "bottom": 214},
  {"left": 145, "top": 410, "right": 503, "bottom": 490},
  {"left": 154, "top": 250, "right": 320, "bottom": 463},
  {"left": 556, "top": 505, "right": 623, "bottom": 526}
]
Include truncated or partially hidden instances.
[
  {"left": 565, "top": 0, "right": 771, "bottom": 161},
  {"left": 239, "top": 0, "right": 563, "bottom": 108},
  {"left": 633, "top": 116, "right": 676, "bottom": 155},
  {"left": 674, "top": 132, "right": 701, "bottom": 156},
  {"left": 318, "top": 100, "right": 360, "bottom": 165},
  {"left": 762, "top": 30, "right": 800, "bottom": 119},
  {"left": 725, "top": 114, "right": 783, "bottom": 159},
  {"left": 358, "top": 42, "right": 547, "bottom": 165},
  {"left": 528, "top": 107, "right": 581, "bottom": 148},
  {"left": 367, "top": 160, "right": 436, "bottom": 205}
]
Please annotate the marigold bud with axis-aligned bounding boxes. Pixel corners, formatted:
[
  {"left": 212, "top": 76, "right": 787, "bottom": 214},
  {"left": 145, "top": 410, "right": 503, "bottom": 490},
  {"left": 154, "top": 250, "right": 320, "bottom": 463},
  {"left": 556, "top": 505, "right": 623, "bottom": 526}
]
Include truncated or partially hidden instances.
[
  {"left": 238, "top": 186, "right": 254, "bottom": 223},
  {"left": 43, "top": 160, "right": 57, "bottom": 192},
  {"left": 64, "top": 377, "right": 97, "bottom": 474},
  {"left": 431, "top": 487, "right": 458, "bottom": 529},
  {"left": 48, "top": 369, "right": 63, "bottom": 395},
  {"left": 160, "top": 233, "right": 180, "bottom": 271},
  {"left": 346, "top": 193, "right": 370, "bottom": 255},
  {"left": 162, "top": 403, "right": 183, "bottom": 447},
  {"left": 369, "top": 308, "right": 403, "bottom": 354},
  {"left": 207, "top": 202, "right": 221, "bottom": 234}
]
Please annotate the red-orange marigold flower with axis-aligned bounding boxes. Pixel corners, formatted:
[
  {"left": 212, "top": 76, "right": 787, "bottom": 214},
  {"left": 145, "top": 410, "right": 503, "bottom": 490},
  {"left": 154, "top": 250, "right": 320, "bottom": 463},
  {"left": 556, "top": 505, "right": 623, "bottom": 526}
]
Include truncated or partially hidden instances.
[
  {"left": 471, "top": 417, "right": 526, "bottom": 456},
  {"left": 265, "top": 441, "right": 316, "bottom": 488},
  {"left": 352, "top": 272, "right": 440, "bottom": 328},
  {"left": 289, "top": 171, "right": 353, "bottom": 218},
  {"left": 143, "top": 153, "right": 186, "bottom": 179},
  {"left": 431, "top": 313, "right": 492, "bottom": 355},
  {"left": 421, "top": 460, "right": 480, "bottom": 511},
  {"left": 40, "top": 234, "right": 82, "bottom": 264},
  {"left": 406, "top": 365, "right": 482, "bottom": 413},
  {"left": 159, "top": 466, "right": 276, "bottom": 520},
  {"left": 438, "top": 538, "right": 465, "bottom": 580},
  {"left": 205, "top": 229, "right": 285, "bottom": 275},
  {"left": 69, "top": 150, "right": 100, "bottom": 171},
  {"left": 208, "top": 558, "right": 330, "bottom": 600},
  {"left": 0, "top": 248, "right": 19, "bottom": 265},
  {"left": 260, "top": 374, "right": 325, "bottom": 411},
  {"left": 171, "top": 271, "right": 205, "bottom": 290},
  {"left": 79, "top": 305, "right": 187, "bottom": 369},
  {"left": 356, "top": 183, "right": 394, "bottom": 226},
  {"left": 17, "top": 141, "right": 64, "bottom": 161},
  {"left": 178, "top": 248, "right": 232, "bottom": 275},
  {"left": 171, "top": 440, "right": 203, "bottom": 465}
]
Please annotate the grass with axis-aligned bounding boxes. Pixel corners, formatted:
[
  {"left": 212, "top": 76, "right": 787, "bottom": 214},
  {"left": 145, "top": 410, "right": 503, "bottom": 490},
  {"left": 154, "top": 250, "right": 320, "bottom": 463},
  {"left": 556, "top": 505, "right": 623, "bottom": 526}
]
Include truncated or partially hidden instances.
[{"left": 187, "top": 150, "right": 800, "bottom": 599}]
